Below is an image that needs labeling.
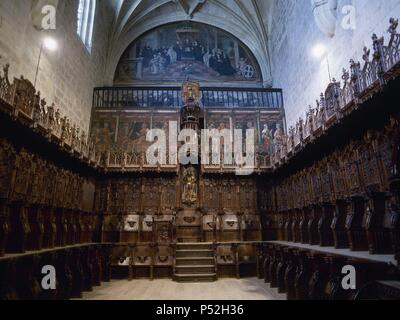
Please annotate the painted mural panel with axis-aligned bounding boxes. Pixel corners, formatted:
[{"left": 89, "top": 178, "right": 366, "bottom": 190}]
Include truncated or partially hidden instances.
[
  {"left": 203, "top": 111, "right": 286, "bottom": 157},
  {"left": 118, "top": 115, "right": 151, "bottom": 154},
  {"left": 259, "top": 115, "right": 285, "bottom": 156},
  {"left": 114, "top": 22, "right": 262, "bottom": 84},
  {"left": 90, "top": 114, "right": 118, "bottom": 152},
  {"left": 90, "top": 112, "right": 179, "bottom": 153}
]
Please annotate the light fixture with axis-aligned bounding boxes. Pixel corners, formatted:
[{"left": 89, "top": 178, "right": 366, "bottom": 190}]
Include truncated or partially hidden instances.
[
  {"left": 34, "top": 36, "right": 58, "bottom": 87},
  {"left": 43, "top": 37, "right": 58, "bottom": 51},
  {"left": 311, "top": 43, "right": 332, "bottom": 82},
  {"left": 311, "top": 43, "right": 327, "bottom": 59}
]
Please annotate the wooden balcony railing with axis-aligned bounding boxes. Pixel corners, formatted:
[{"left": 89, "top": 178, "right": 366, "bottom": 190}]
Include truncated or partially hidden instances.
[{"left": 93, "top": 86, "right": 284, "bottom": 110}]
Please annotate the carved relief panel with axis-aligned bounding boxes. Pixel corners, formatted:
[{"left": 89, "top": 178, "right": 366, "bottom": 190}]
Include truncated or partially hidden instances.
[
  {"left": 329, "top": 153, "right": 347, "bottom": 201},
  {"left": 0, "top": 139, "right": 16, "bottom": 199},
  {"left": 202, "top": 179, "right": 220, "bottom": 210},
  {"left": 142, "top": 215, "right": 154, "bottom": 232},
  {"left": 239, "top": 180, "right": 256, "bottom": 212},
  {"left": 123, "top": 215, "right": 140, "bottom": 232},
  {"left": 142, "top": 178, "right": 160, "bottom": 212},
  {"left": 222, "top": 214, "right": 239, "bottom": 231},
  {"left": 222, "top": 180, "right": 237, "bottom": 211},
  {"left": 107, "top": 181, "right": 126, "bottom": 214},
  {"left": 358, "top": 136, "right": 382, "bottom": 192},
  {"left": 376, "top": 129, "right": 393, "bottom": 189},
  {"left": 160, "top": 178, "right": 177, "bottom": 210},
  {"left": 125, "top": 180, "right": 141, "bottom": 214},
  {"left": 319, "top": 159, "right": 334, "bottom": 203},
  {"left": 342, "top": 143, "right": 363, "bottom": 196},
  {"left": 10, "top": 149, "right": 33, "bottom": 202}
]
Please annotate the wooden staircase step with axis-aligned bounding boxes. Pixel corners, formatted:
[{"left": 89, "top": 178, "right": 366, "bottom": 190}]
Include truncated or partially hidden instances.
[
  {"left": 176, "top": 257, "right": 215, "bottom": 265},
  {"left": 176, "top": 243, "right": 213, "bottom": 250},
  {"left": 177, "top": 237, "right": 202, "bottom": 243},
  {"left": 174, "top": 242, "right": 217, "bottom": 282},
  {"left": 174, "top": 273, "right": 217, "bottom": 283},
  {"left": 175, "top": 265, "right": 215, "bottom": 274},
  {"left": 176, "top": 249, "right": 214, "bottom": 258}
]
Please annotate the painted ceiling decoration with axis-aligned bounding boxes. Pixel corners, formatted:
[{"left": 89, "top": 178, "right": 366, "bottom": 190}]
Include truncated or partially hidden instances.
[{"left": 103, "top": 0, "right": 274, "bottom": 87}]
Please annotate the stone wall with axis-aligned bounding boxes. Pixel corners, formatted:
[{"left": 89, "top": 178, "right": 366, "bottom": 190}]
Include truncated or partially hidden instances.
[
  {"left": 0, "top": 0, "right": 112, "bottom": 132},
  {"left": 269, "top": 0, "right": 400, "bottom": 127}
]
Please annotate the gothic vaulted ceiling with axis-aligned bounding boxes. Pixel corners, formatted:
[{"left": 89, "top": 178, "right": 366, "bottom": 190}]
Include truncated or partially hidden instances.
[{"left": 103, "top": 0, "right": 274, "bottom": 86}]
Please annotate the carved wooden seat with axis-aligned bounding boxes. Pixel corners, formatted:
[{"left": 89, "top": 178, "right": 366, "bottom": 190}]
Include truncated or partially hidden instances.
[
  {"left": 55, "top": 249, "right": 73, "bottom": 300},
  {"left": 291, "top": 249, "right": 311, "bottom": 300},
  {"left": 283, "top": 247, "right": 297, "bottom": 299},
  {"left": 221, "top": 214, "right": 239, "bottom": 242},
  {"left": 299, "top": 208, "right": 310, "bottom": 244},
  {"left": 283, "top": 212, "right": 293, "bottom": 242},
  {"left": 176, "top": 209, "right": 201, "bottom": 242},
  {"left": 54, "top": 209, "right": 67, "bottom": 247},
  {"left": 103, "top": 215, "right": 122, "bottom": 243},
  {"left": 141, "top": 214, "right": 154, "bottom": 242},
  {"left": 241, "top": 214, "right": 262, "bottom": 241},
  {"left": 132, "top": 244, "right": 154, "bottom": 279},
  {"left": 15, "top": 254, "right": 42, "bottom": 300},
  {"left": 237, "top": 243, "right": 257, "bottom": 278},
  {"left": 64, "top": 210, "right": 76, "bottom": 246},
  {"left": 42, "top": 207, "right": 56, "bottom": 249},
  {"left": 111, "top": 245, "right": 131, "bottom": 265},
  {"left": 346, "top": 196, "right": 369, "bottom": 251},
  {"left": 308, "top": 205, "right": 321, "bottom": 245},
  {"left": 101, "top": 244, "right": 112, "bottom": 282},
  {"left": 154, "top": 246, "right": 173, "bottom": 266},
  {"left": 364, "top": 195, "right": 394, "bottom": 254},
  {"left": 176, "top": 210, "right": 201, "bottom": 226},
  {"left": 275, "top": 247, "right": 289, "bottom": 293},
  {"left": 202, "top": 214, "right": 218, "bottom": 242},
  {"left": 110, "top": 245, "right": 131, "bottom": 279},
  {"left": 331, "top": 200, "right": 350, "bottom": 249},
  {"left": 277, "top": 213, "right": 285, "bottom": 241},
  {"left": 307, "top": 251, "right": 330, "bottom": 300},
  {"left": 91, "top": 245, "right": 103, "bottom": 287},
  {"left": 216, "top": 244, "right": 235, "bottom": 265},
  {"left": 80, "top": 246, "right": 94, "bottom": 292},
  {"left": 0, "top": 258, "right": 18, "bottom": 300},
  {"left": 120, "top": 214, "right": 139, "bottom": 243},
  {"left": 154, "top": 245, "right": 173, "bottom": 278},
  {"left": 6, "top": 202, "right": 30, "bottom": 254},
  {"left": 133, "top": 245, "right": 153, "bottom": 266},
  {"left": 154, "top": 218, "right": 174, "bottom": 244},
  {"left": 25, "top": 204, "right": 44, "bottom": 251},
  {"left": 73, "top": 211, "right": 83, "bottom": 244},
  {"left": 291, "top": 210, "right": 301, "bottom": 243},
  {"left": 323, "top": 255, "right": 349, "bottom": 300},
  {"left": 269, "top": 246, "right": 281, "bottom": 288},
  {"left": 318, "top": 203, "right": 335, "bottom": 247},
  {"left": 216, "top": 244, "right": 236, "bottom": 278},
  {"left": 262, "top": 244, "right": 275, "bottom": 283},
  {"left": 70, "top": 248, "right": 84, "bottom": 298}
]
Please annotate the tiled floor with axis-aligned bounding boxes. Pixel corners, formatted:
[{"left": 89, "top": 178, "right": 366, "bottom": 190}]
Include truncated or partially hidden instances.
[{"left": 79, "top": 278, "right": 286, "bottom": 300}]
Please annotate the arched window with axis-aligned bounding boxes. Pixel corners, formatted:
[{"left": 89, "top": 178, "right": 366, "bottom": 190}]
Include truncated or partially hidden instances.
[{"left": 77, "top": 0, "right": 96, "bottom": 52}]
